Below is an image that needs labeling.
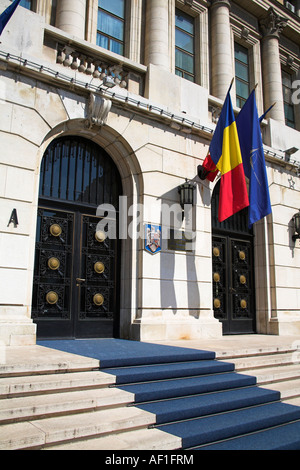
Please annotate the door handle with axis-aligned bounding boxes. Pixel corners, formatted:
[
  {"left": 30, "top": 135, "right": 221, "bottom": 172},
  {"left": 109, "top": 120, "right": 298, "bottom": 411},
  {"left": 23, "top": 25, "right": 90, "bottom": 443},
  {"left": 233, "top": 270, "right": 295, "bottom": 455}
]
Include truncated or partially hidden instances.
[{"left": 76, "top": 278, "right": 86, "bottom": 286}]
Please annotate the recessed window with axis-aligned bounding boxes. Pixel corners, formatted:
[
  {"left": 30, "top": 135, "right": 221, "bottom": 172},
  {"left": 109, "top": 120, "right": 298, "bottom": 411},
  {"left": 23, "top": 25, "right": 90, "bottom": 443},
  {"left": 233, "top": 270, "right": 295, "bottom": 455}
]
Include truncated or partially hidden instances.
[
  {"left": 282, "top": 70, "right": 296, "bottom": 128},
  {"left": 97, "top": 0, "right": 125, "bottom": 56},
  {"left": 235, "top": 43, "right": 250, "bottom": 108},
  {"left": 20, "top": 0, "right": 32, "bottom": 9},
  {"left": 285, "top": 1, "right": 296, "bottom": 14},
  {"left": 175, "top": 9, "right": 195, "bottom": 82}
]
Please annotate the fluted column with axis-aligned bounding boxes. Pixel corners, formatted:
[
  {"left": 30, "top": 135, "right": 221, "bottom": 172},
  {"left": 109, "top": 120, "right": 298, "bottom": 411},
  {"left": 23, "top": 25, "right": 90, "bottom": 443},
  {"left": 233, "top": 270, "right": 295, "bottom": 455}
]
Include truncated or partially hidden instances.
[
  {"left": 145, "top": 0, "right": 170, "bottom": 71},
  {"left": 210, "top": 0, "right": 233, "bottom": 101},
  {"left": 260, "top": 7, "right": 288, "bottom": 123},
  {"left": 56, "top": 0, "right": 86, "bottom": 39}
]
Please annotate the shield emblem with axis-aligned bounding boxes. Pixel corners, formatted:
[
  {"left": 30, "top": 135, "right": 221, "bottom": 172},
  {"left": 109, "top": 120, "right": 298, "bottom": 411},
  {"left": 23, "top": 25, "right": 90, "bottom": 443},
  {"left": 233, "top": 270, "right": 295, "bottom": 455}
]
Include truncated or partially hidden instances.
[{"left": 145, "top": 224, "right": 161, "bottom": 255}]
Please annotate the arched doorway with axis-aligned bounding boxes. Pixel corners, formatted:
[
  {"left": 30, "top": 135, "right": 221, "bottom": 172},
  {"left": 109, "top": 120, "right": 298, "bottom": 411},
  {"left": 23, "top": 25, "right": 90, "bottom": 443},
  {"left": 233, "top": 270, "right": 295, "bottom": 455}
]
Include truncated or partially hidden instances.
[
  {"left": 212, "top": 180, "right": 256, "bottom": 334},
  {"left": 32, "top": 136, "right": 122, "bottom": 339}
]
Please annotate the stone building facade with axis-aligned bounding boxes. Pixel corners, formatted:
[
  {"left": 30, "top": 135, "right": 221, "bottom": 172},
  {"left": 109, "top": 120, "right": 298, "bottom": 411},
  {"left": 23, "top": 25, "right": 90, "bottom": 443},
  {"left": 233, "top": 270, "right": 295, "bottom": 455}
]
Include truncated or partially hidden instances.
[{"left": 0, "top": 0, "right": 299, "bottom": 346}]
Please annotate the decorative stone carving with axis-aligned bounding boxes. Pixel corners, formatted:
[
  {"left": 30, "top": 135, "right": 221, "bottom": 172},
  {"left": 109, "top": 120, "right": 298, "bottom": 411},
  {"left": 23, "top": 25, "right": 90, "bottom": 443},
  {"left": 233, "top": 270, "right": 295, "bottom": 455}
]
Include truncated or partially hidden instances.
[
  {"left": 259, "top": 7, "right": 288, "bottom": 39},
  {"left": 86, "top": 93, "right": 112, "bottom": 128}
]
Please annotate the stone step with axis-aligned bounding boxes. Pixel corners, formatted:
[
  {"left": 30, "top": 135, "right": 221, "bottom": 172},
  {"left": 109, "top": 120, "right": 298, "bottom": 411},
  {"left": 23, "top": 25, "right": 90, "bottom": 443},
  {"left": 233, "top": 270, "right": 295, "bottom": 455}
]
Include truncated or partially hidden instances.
[
  {"left": 0, "top": 370, "right": 116, "bottom": 398},
  {"left": 0, "top": 345, "right": 100, "bottom": 378},
  {"left": 222, "top": 352, "right": 296, "bottom": 371},
  {"left": 0, "top": 387, "right": 134, "bottom": 424},
  {"left": 43, "top": 396, "right": 300, "bottom": 451},
  {"left": 246, "top": 364, "right": 300, "bottom": 385},
  {"left": 1, "top": 344, "right": 299, "bottom": 451},
  {"left": 45, "top": 426, "right": 182, "bottom": 451},
  {"left": 263, "top": 378, "right": 300, "bottom": 399},
  {"left": 215, "top": 345, "right": 298, "bottom": 360},
  {"left": 0, "top": 406, "right": 156, "bottom": 451}
]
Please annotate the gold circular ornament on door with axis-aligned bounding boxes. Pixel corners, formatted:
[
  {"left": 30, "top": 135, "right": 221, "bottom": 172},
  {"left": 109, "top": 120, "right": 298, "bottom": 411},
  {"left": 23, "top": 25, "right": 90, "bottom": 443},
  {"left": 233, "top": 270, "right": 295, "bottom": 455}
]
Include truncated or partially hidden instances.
[
  {"left": 93, "top": 293, "right": 104, "bottom": 306},
  {"left": 95, "top": 230, "right": 106, "bottom": 243},
  {"left": 49, "top": 224, "right": 62, "bottom": 237},
  {"left": 240, "top": 275, "right": 246, "bottom": 285},
  {"left": 46, "top": 291, "right": 59, "bottom": 305},
  {"left": 94, "top": 262, "right": 105, "bottom": 274},
  {"left": 240, "top": 299, "right": 247, "bottom": 309},
  {"left": 239, "top": 251, "right": 246, "bottom": 261},
  {"left": 48, "top": 257, "right": 60, "bottom": 271},
  {"left": 213, "top": 247, "right": 220, "bottom": 257},
  {"left": 214, "top": 298, "right": 221, "bottom": 309},
  {"left": 213, "top": 272, "right": 220, "bottom": 283}
]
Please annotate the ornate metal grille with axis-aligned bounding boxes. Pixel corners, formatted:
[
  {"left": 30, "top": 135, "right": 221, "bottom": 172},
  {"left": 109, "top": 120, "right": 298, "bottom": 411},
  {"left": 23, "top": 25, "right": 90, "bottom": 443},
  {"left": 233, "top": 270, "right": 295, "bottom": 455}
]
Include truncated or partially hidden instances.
[
  {"left": 32, "top": 208, "right": 74, "bottom": 321},
  {"left": 39, "top": 137, "right": 121, "bottom": 209}
]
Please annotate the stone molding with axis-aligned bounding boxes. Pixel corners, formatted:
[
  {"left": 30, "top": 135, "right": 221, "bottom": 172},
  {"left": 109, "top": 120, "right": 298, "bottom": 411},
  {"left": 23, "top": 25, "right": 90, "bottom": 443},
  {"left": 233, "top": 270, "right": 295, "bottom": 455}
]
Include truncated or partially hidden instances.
[
  {"left": 259, "top": 7, "right": 288, "bottom": 39},
  {"left": 210, "top": 0, "right": 231, "bottom": 10}
]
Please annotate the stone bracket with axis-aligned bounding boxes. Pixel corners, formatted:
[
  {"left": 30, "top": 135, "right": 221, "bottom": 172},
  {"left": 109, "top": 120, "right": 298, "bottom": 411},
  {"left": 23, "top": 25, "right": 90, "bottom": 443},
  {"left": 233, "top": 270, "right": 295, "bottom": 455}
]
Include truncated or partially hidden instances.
[{"left": 86, "top": 93, "right": 112, "bottom": 128}]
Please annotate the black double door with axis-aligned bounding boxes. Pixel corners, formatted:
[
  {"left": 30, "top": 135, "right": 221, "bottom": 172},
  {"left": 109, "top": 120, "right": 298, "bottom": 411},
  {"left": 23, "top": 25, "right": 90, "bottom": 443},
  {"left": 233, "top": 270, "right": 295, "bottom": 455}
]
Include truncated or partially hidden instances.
[
  {"left": 32, "top": 205, "right": 120, "bottom": 339},
  {"left": 211, "top": 180, "right": 256, "bottom": 334},
  {"left": 32, "top": 136, "right": 122, "bottom": 339},
  {"left": 212, "top": 234, "right": 256, "bottom": 334}
]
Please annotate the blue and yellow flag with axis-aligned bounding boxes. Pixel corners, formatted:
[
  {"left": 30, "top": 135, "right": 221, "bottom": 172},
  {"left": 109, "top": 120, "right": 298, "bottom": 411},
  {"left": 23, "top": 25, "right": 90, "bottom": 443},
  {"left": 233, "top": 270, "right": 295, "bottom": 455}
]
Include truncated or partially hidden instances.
[
  {"left": 236, "top": 90, "right": 272, "bottom": 228},
  {"left": 0, "top": 0, "right": 21, "bottom": 35},
  {"left": 206, "top": 84, "right": 249, "bottom": 222}
]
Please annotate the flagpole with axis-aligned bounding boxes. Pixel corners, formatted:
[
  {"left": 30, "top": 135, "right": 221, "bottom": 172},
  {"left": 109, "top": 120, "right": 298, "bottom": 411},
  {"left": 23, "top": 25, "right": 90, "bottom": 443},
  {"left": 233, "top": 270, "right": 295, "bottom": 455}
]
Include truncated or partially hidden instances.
[{"left": 259, "top": 102, "right": 276, "bottom": 122}]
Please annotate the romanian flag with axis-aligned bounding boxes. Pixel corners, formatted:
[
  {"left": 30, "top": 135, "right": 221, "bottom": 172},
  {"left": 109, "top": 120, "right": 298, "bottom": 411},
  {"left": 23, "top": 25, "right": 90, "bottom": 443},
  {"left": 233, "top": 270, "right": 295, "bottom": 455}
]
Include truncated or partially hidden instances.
[{"left": 204, "top": 84, "right": 249, "bottom": 222}]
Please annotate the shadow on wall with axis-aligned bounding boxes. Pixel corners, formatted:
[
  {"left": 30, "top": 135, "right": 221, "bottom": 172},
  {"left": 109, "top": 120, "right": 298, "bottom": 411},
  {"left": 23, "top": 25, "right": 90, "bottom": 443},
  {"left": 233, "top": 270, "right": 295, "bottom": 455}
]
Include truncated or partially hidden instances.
[{"left": 158, "top": 187, "right": 201, "bottom": 322}]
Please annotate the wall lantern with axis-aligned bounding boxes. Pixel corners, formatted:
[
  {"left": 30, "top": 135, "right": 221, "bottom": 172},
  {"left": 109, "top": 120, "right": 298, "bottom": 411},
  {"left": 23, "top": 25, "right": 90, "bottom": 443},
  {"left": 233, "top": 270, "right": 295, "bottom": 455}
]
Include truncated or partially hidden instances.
[
  {"left": 285, "top": 147, "right": 299, "bottom": 162},
  {"left": 178, "top": 181, "right": 196, "bottom": 209},
  {"left": 292, "top": 210, "right": 300, "bottom": 242},
  {"left": 102, "top": 76, "right": 116, "bottom": 88}
]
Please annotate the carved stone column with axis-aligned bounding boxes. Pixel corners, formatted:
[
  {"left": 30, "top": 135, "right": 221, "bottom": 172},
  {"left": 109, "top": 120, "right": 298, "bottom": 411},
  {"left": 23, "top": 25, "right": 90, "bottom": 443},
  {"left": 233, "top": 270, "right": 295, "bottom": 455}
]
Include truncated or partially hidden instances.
[
  {"left": 210, "top": 0, "right": 233, "bottom": 101},
  {"left": 56, "top": 0, "right": 86, "bottom": 39},
  {"left": 145, "top": 0, "right": 170, "bottom": 71},
  {"left": 260, "top": 7, "right": 288, "bottom": 123}
]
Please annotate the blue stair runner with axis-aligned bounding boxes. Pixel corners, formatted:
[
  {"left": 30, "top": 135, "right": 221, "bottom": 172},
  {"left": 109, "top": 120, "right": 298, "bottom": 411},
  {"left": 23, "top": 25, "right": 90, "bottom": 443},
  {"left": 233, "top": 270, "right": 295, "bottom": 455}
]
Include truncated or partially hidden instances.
[{"left": 39, "top": 339, "right": 300, "bottom": 450}]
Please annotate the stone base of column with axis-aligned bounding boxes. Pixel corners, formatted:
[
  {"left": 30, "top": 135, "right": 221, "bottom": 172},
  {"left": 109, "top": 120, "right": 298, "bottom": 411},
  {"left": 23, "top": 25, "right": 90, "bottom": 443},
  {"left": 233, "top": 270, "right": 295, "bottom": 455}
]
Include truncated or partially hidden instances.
[
  {"left": 0, "top": 307, "right": 36, "bottom": 346},
  {"left": 130, "top": 312, "right": 223, "bottom": 341},
  {"left": 268, "top": 317, "right": 300, "bottom": 336}
]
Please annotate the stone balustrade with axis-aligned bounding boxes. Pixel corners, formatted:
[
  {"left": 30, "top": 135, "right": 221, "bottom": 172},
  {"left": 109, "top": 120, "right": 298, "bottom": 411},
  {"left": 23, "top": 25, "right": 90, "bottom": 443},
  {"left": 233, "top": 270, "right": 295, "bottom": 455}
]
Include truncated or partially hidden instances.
[{"left": 56, "top": 44, "right": 129, "bottom": 89}]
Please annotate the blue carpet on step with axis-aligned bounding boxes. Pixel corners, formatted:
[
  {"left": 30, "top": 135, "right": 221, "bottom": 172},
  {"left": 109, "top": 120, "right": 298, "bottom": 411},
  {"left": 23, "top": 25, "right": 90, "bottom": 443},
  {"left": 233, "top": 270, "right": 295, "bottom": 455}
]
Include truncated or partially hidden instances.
[
  {"left": 103, "top": 359, "right": 235, "bottom": 384},
  {"left": 156, "top": 401, "right": 300, "bottom": 449},
  {"left": 136, "top": 387, "right": 280, "bottom": 424},
  {"left": 37, "top": 339, "right": 215, "bottom": 368},
  {"left": 197, "top": 421, "right": 300, "bottom": 450},
  {"left": 37, "top": 338, "right": 300, "bottom": 450},
  {"left": 118, "top": 372, "right": 257, "bottom": 402}
]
